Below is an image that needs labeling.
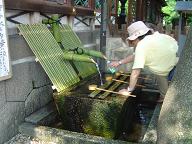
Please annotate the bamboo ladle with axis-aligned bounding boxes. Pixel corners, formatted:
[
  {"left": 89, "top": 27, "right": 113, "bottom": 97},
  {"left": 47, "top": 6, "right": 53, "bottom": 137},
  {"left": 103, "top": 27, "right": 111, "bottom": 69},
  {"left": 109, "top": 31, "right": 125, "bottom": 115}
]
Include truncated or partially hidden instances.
[
  {"left": 88, "top": 84, "right": 136, "bottom": 97},
  {"left": 105, "top": 76, "right": 145, "bottom": 88}
]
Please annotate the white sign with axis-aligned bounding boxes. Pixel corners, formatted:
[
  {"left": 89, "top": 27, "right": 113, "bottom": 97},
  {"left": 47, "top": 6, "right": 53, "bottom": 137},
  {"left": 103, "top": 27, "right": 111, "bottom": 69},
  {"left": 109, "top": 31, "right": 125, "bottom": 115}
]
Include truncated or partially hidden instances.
[{"left": 0, "top": 0, "right": 12, "bottom": 81}]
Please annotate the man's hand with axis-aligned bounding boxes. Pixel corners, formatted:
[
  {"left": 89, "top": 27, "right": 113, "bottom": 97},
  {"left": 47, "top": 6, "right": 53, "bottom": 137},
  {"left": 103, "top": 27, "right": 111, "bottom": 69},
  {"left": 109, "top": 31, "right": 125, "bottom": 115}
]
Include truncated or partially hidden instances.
[
  {"left": 109, "top": 61, "right": 121, "bottom": 67},
  {"left": 119, "top": 89, "right": 131, "bottom": 96}
]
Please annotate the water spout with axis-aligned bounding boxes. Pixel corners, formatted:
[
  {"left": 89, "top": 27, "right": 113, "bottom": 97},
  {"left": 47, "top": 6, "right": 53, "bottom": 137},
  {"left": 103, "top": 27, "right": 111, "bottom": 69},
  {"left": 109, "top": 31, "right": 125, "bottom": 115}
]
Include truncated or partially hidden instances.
[{"left": 63, "top": 52, "right": 96, "bottom": 63}]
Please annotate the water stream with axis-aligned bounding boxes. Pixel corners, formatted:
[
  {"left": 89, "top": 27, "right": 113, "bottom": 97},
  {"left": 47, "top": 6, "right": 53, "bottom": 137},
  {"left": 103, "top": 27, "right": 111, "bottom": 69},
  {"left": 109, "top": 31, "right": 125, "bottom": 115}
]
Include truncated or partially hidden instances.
[
  {"left": 95, "top": 63, "right": 103, "bottom": 86},
  {"left": 90, "top": 58, "right": 103, "bottom": 86}
]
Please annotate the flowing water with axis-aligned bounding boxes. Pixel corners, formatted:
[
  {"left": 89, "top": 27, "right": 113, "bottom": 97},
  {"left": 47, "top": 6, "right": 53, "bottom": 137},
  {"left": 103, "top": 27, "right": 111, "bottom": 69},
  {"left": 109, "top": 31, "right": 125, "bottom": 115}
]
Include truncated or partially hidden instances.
[
  {"left": 90, "top": 58, "right": 103, "bottom": 86},
  {"left": 95, "top": 63, "right": 103, "bottom": 85}
]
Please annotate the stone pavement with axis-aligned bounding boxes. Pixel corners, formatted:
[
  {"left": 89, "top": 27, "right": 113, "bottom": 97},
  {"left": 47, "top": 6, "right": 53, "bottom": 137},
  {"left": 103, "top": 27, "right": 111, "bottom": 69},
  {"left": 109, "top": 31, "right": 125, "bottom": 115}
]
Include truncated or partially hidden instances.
[{"left": 4, "top": 134, "right": 54, "bottom": 144}]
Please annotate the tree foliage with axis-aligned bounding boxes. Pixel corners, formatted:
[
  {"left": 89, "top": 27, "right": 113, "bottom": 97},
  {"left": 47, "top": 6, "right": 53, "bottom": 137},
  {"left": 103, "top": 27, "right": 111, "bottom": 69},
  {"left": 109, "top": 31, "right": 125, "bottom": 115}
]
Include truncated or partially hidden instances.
[
  {"left": 118, "top": 0, "right": 128, "bottom": 16},
  {"left": 161, "top": 0, "right": 179, "bottom": 25}
]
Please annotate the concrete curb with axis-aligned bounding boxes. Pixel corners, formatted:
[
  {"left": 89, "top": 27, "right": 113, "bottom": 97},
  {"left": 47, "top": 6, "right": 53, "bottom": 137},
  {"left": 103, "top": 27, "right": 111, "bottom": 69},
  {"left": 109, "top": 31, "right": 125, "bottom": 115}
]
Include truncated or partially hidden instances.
[
  {"left": 19, "top": 122, "right": 134, "bottom": 144},
  {"left": 142, "top": 104, "right": 162, "bottom": 144}
]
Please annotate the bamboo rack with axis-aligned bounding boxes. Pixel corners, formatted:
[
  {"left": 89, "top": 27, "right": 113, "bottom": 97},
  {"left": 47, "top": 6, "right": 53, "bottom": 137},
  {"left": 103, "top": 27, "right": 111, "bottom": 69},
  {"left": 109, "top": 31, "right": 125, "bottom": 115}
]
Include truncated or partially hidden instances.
[
  {"left": 18, "top": 24, "right": 80, "bottom": 92},
  {"left": 60, "top": 24, "right": 97, "bottom": 78}
]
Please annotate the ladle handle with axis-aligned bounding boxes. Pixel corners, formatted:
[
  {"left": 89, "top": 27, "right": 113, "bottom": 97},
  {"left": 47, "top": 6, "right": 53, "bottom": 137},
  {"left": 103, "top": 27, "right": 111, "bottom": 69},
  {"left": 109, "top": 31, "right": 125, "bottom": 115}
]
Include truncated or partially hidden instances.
[
  {"left": 112, "top": 79, "right": 128, "bottom": 84},
  {"left": 112, "top": 79, "right": 145, "bottom": 88},
  {"left": 96, "top": 88, "right": 136, "bottom": 97}
]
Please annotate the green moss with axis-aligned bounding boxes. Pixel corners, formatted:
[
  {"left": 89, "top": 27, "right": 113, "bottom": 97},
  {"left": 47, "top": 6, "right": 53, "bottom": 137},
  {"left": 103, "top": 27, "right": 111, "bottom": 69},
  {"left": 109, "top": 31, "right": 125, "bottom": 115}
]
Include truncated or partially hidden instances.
[{"left": 54, "top": 92, "right": 127, "bottom": 139}]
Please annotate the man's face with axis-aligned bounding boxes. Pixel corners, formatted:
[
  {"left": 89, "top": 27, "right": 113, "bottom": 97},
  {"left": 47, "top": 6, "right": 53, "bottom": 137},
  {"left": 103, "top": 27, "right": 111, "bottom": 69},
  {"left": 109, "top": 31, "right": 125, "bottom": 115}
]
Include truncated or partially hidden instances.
[{"left": 128, "top": 39, "right": 139, "bottom": 48}]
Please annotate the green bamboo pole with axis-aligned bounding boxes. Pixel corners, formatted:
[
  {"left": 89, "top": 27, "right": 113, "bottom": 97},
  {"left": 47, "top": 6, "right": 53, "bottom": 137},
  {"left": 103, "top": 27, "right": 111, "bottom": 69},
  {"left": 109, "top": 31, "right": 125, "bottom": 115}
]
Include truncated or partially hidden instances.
[
  {"left": 40, "top": 23, "right": 81, "bottom": 85},
  {"left": 39, "top": 24, "right": 80, "bottom": 90},
  {"left": 60, "top": 25, "right": 98, "bottom": 77},
  {"left": 38, "top": 24, "right": 79, "bottom": 87},
  {"left": 42, "top": 14, "right": 62, "bottom": 43},
  {"left": 61, "top": 25, "right": 107, "bottom": 59},
  {"left": 63, "top": 51, "right": 95, "bottom": 63},
  {"left": 80, "top": 48, "right": 107, "bottom": 59}
]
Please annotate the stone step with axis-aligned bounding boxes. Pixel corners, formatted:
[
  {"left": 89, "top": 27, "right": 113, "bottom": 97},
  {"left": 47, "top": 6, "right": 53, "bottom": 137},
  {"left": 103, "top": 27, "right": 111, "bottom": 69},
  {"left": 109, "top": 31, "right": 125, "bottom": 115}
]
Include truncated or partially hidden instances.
[
  {"left": 25, "top": 102, "right": 58, "bottom": 126},
  {"left": 19, "top": 122, "right": 133, "bottom": 144}
]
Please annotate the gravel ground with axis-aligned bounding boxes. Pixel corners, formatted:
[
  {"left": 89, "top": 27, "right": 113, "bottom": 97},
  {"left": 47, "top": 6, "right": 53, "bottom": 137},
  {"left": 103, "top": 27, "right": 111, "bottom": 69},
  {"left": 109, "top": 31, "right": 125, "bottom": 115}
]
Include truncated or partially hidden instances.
[{"left": 4, "top": 134, "right": 55, "bottom": 144}]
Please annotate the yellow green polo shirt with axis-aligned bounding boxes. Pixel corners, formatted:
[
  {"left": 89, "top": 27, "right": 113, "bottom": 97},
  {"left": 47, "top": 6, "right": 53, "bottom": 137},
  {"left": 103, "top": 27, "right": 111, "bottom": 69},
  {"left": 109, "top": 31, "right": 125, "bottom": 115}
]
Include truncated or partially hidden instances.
[{"left": 132, "top": 32, "right": 178, "bottom": 76}]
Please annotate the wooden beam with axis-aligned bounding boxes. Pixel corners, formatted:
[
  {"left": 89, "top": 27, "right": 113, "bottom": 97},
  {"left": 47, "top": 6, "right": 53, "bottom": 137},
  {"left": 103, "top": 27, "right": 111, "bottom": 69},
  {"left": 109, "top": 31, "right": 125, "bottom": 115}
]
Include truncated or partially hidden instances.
[
  {"left": 5, "top": 0, "right": 94, "bottom": 16},
  {"left": 5, "top": 0, "right": 73, "bottom": 15},
  {"left": 75, "top": 7, "right": 94, "bottom": 16}
]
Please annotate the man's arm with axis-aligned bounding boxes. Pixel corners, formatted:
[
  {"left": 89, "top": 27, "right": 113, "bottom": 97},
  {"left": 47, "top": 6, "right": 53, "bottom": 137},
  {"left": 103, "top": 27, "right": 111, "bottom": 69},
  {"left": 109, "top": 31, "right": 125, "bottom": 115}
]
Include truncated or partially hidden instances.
[
  {"left": 118, "top": 68, "right": 141, "bottom": 96},
  {"left": 109, "top": 54, "right": 135, "bottom": 67},
  {"left": 128, "top": 68, "right": 141, "bottom": 91}
]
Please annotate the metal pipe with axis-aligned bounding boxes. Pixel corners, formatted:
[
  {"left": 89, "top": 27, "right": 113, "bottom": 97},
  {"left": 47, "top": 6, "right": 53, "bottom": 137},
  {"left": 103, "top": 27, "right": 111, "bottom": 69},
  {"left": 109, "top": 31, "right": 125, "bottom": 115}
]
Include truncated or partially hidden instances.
[{"left": 100, "top": 0, "right": 108, "bottom": 72}]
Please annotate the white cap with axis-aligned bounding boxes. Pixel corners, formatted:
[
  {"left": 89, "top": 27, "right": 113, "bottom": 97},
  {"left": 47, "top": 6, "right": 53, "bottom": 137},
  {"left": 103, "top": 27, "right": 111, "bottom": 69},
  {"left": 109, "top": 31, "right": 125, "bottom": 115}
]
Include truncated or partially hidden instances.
[{"left": 127, "top": 21, "right": 151, "bottom": 41}]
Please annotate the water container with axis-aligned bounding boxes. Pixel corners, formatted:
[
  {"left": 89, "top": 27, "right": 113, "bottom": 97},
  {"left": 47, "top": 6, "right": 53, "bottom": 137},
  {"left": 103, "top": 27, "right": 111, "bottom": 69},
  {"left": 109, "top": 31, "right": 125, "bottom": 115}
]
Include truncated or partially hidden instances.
[{"left": 107, "top": 61, "right": 117, "bottom": 74}]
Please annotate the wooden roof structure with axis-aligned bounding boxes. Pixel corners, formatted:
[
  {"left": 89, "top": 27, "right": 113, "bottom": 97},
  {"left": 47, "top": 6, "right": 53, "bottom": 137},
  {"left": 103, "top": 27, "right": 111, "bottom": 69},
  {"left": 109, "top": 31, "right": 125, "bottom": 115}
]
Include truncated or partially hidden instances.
[
  {"left": 127, "top": 0, "right": 166, "bottom": 25},
  {"left": 175, "top": 1, "right": 192, "bottom": 13},
  {"left": 4, "top": 0, "right": 166, "bottom": 24}
]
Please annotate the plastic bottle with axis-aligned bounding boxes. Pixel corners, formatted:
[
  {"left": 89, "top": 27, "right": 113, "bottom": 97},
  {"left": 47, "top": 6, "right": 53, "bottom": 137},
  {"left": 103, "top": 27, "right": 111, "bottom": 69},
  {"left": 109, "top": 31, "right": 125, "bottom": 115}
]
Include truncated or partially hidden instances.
[{"left": 107, "top": 61, "right": 117, "bottom": 74}]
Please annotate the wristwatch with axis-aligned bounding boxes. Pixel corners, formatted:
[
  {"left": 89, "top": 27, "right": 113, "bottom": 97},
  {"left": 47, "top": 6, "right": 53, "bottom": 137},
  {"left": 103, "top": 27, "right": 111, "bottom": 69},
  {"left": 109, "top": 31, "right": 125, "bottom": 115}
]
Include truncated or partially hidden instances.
[
  {"left": 127, "top": 87, "right": 134, "bottom": 92},
  {"left": 118, "top": 60, "right": 122, "bottom": 65}
]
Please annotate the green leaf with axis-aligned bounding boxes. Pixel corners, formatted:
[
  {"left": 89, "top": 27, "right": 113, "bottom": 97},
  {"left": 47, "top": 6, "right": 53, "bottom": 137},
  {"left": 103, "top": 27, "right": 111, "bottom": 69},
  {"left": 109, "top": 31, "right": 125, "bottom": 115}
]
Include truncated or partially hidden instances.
[{"left": 161, "top": 0, "right": 179, "bottom": 25}]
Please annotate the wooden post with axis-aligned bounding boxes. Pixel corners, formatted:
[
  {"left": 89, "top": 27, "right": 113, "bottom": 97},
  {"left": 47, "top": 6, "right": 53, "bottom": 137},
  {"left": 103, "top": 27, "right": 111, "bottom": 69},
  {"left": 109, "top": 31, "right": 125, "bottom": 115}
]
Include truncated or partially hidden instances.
[
  {"left": 99, "top": 0, "right": 108, "bottom": 72},
  {"left": 136, "top": 0, "right": 143, "bottom": 21},
  {"left": 127, "top": 0, "right": 132, "bottom": 25}
]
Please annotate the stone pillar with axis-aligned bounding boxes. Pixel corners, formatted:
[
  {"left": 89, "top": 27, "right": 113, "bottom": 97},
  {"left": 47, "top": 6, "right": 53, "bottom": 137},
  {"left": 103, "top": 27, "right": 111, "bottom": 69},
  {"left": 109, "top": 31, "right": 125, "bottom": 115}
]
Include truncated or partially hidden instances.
[
  {"left": 30, "top": 12, "right": 41, "bottom": 24},
  {"left": 67, "top": 16, "right": 74, "bottom": 28},
  {"left": 157, "top": 25, "right": 192, "bottom": 144}
]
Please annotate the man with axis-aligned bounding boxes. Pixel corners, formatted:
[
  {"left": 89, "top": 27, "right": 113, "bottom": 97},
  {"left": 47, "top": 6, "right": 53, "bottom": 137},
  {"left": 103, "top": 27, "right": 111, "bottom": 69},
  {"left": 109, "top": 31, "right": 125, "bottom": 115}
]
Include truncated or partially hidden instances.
[{"left": 110, "top": 21, "right": 178, "bottom": 102}]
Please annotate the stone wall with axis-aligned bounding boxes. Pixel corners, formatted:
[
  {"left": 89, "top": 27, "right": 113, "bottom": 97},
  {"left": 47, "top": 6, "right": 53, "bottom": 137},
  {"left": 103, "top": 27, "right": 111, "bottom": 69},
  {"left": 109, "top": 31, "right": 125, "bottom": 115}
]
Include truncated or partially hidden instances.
[
  {"left": 0, "top": 34, "right": 53, "bottom": 144},
  {"left": 0, "top": 9, "right": 99, "bottom": 143},
  {"left": 0, "top": 29, "right": 100, "bottom": 143}
]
